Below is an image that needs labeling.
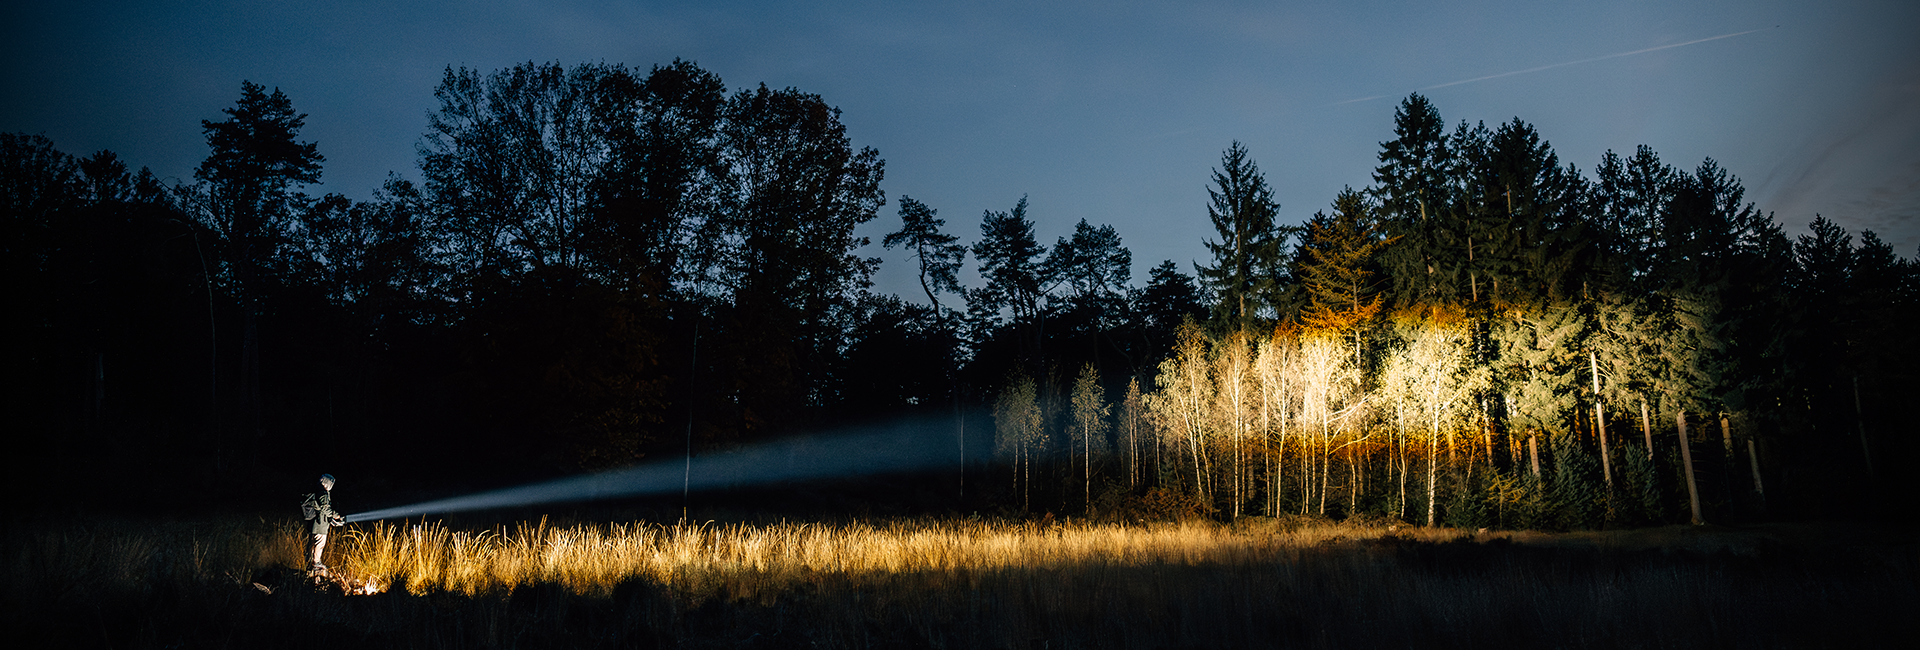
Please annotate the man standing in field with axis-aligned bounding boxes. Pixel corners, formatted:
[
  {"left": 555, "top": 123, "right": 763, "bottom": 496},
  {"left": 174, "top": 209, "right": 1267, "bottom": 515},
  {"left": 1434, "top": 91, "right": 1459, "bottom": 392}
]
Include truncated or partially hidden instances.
[{"left": 302, "top": 474, "right": 344, "bottom": 571}]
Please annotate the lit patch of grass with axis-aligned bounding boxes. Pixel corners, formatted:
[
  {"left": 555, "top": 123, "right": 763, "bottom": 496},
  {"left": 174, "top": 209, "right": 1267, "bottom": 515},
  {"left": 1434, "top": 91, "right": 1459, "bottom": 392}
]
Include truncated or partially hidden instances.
[
  {"left": 316, "top": 516, "right": 1481, "bottom": 599},
  {"left": 10, "top": 515, "right": 1912, "bottom": 647}
]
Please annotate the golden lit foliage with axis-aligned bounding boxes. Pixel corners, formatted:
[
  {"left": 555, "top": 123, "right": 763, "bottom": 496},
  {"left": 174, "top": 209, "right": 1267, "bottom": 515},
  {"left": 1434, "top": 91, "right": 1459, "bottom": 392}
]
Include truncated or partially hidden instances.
[
  {"left": 1297, "top": 188, "right": 1390, "bottom": 337},
  {"left": 313, "top": 517, "right": 1477, "bottom": 598}
]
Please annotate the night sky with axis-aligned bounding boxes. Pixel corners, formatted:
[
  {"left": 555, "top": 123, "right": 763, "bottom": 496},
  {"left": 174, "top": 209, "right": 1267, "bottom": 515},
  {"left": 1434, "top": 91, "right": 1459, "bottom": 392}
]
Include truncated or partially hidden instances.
[{"left": 5, "top": 0, "right": 1914, "bottom": 301}]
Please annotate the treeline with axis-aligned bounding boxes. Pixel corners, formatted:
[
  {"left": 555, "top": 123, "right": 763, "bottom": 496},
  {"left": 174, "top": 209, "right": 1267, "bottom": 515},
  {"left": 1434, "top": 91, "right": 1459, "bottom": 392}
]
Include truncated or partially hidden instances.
[
  {"left": 1, "top": 60, "right": 1203, "bottom": 509},
  {"left": 3, "top": 60, "right": 1912, "bottom": 524},
  {"left": 988, "top": 95, "right": 1918, "bottom": 527}
]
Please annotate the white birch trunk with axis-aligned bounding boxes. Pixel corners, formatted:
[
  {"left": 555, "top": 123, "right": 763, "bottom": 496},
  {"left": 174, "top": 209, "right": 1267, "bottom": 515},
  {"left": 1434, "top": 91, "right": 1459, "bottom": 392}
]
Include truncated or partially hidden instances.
[{"left": 1677, "top": 409, "right": 1703, "bottom": 525}]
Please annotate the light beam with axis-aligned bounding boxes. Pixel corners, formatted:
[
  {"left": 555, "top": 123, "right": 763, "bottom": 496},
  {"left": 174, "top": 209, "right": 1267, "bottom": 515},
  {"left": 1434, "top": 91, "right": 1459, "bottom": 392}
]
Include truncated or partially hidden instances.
[{"left": 343, "top": 418, "right": 959, "bottom": 523}]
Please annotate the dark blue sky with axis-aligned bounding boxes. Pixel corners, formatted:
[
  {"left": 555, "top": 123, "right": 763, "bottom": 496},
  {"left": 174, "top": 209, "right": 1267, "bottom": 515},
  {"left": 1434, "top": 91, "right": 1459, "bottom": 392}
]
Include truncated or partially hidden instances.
[{"left": 5, "top": 1, "right": 1914, "bottom": 301}]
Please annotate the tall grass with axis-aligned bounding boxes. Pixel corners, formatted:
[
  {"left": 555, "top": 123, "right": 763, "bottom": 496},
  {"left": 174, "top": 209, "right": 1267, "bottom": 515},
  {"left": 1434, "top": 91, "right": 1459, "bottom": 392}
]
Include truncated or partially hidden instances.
[
  {"left": 9, "top": 515, "right": 1913, "bottom": 648},
  {"left": 328, "top": 517, "right": 1470, "bottom": 598}
]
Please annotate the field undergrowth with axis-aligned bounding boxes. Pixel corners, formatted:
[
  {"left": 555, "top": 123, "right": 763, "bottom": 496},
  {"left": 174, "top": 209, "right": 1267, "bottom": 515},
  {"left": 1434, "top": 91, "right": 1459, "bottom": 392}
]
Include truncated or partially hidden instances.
[{"left": 7, "top": 514, "right": 1914, "bottom": 648}]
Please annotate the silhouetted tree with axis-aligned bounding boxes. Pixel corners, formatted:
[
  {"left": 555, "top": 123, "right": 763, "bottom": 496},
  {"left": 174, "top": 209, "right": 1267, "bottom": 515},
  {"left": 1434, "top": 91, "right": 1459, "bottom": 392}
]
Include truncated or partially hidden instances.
[
  {"left": 884, "top": 195, "right": 967, "bottom": 318},
  {"left": 419, "top": 62, "right": 627, "bottom": 282},
  {"left": 1373, "top": 94, "right": 1458, "bottom": 310},
  {"left": 969, "top": 196, "right": 1048, "bottom": 364},
  {"left": 191, "top": 81, "right": 324, "bottom": 449},
  {"left": 708, "top": 83, "right": 886, "bottom": 437},
  {"left": 1196, "top": 141, "right": 1284, "bottom": 330},
  {"left": 589, "top": 59, "right": 728, "bottom": 291}
]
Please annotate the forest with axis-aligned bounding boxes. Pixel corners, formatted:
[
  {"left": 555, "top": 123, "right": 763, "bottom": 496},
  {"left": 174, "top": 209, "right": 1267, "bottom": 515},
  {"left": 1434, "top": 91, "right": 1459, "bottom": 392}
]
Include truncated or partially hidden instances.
[{"left": 4, "top": 59, "right": 1914, "bottom": 528}]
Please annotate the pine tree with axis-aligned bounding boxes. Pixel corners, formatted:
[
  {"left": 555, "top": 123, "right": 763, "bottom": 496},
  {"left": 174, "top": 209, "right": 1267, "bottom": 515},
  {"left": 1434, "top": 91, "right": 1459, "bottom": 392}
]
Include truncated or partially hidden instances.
[
  {"left": 1047, "top": 219, "right": 1131, "bottom": 316},
  {"left": 1132, "top": 260, "right": 1207, "bottom": 359},
  {"left": 883, "top": 195, "right": 967, "bottom": 317},
  {"left": 970, "top": 196, "right": 1048, "bottom": 363},
  {"left": 194, "top": 81, "right": 324, "bottom": 446}
]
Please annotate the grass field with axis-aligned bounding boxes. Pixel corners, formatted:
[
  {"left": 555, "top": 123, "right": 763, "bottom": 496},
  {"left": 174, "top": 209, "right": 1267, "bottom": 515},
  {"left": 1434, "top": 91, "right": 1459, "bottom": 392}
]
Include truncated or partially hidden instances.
[{"left": 7, "top": 513, "right": 1914, "bottom": 648}]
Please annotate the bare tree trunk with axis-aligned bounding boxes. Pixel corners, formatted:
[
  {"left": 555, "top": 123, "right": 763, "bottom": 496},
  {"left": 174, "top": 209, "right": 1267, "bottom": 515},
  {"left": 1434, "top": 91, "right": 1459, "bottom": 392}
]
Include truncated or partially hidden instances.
[
  {"left": 1233, "top": 415, "right": 1242, "bottom": 519},
  {"left": 1318, "top": 427, "right": 1330, "bottom": 516},
  {"left": 1528, "top": 433, "right": 1540, "bottom": 478},
  {"left": 1263, "top": 435, "right": 1272, "bottom": 517},
  {"left": 1640, "top": 398, "right": 1653, "bottom": 459},
  {"left": 1306, "top": 427, "right": 1316, "bottom": 516},
  {"left": 1591, "top": 351, "right": 1612, "bottom": 489},
  {"left": 1348, "top": 445, "right": 1358, "bottom": 515},
  {"left": 1854, "top": 375, "right": 1875, "bottom": 479},
  {"left": 1128, "top": 411, "right": 1136, "bottom": 489},
  {"left": 1426, "top": 426, "right": 1438, "bottom": 527},
  {"left": 1398, "top": 432, "right": 1407, "bottom": 521},
  {"left": 1188, "top": 422, "right": 1204, "bottom": 502},
  {"left": 1746, "top": 438, "right": 1766, "bottom": 500},
  {"left": 1719, "top": 414, "right": 1734, "bottom": 458},
  {"left": 1677, "top": 409, "right": 1704, "bottom": 525},
  {"left": 1275, "top": 427, "right": 1286, "bottom": 517}
]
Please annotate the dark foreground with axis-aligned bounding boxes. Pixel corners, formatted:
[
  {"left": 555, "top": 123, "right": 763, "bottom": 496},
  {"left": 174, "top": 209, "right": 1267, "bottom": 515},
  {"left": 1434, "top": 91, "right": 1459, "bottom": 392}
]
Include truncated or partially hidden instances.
[{"left": 7, "top": 517, "right": 1914, "bottom": 649}]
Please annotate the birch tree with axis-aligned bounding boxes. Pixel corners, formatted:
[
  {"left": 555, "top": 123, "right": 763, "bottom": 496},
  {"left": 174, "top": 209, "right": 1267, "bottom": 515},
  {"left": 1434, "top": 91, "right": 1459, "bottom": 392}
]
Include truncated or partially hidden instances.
[
  {"left": 993, "top": 373, "right": 1044, "bottom": 512},
  {"left": 1070, "top": 364, "right": 1110, "bottom": 516},
  {"left": 1150, "top": 322, "right": 1214, "bottom": 503}
]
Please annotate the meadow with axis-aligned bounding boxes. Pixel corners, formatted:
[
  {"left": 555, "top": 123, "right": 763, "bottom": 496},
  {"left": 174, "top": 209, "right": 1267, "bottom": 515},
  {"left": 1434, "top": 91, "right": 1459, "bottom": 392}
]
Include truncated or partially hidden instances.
[{"left": 7, "top": 513, "right": 1913, "bottom": 648}]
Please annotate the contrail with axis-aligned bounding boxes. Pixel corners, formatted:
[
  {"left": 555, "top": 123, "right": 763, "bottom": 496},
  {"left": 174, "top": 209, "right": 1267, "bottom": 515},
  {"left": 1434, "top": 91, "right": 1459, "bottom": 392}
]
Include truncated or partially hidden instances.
[{"left": 1330, "top": 27, "right": 1772, "bottom": 106}]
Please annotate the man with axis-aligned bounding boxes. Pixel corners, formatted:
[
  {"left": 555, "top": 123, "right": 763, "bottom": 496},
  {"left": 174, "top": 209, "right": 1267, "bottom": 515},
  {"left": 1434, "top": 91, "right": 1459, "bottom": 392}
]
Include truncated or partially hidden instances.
[{"left": 301, "top": 474, "right": 345, "bottom": 571}]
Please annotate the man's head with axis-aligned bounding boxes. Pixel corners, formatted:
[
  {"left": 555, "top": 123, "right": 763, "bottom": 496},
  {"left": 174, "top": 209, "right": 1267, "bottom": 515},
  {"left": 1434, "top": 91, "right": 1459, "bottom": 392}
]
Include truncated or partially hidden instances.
[{"left": 320, "top": 474, "right": 335, "bottom": 491}]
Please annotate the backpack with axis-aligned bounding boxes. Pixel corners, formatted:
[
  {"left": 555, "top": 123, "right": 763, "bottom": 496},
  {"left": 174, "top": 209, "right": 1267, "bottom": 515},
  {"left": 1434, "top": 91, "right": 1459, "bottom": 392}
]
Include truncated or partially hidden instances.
[{"left": 301, "top": 494, "right": 319, "bottom": 521}]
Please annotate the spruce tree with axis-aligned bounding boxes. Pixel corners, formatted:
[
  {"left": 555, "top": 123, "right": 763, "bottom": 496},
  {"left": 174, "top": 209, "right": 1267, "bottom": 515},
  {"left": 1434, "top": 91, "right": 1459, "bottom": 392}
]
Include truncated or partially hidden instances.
[
  {"left": 1373, "top": 94, "right": 1458, "bottom": 309},
  {"left": 1294, "top": 187, "right": 1389, "bottom": 360},
  {"left": 1196, "top": 142, "right": 1284, "bottom": 331}
]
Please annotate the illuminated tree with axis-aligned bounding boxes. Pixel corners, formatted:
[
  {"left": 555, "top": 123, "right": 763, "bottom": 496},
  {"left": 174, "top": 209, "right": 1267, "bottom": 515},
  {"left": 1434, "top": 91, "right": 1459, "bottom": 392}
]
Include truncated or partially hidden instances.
[
  {"left": 1296, "top": 332, "right": 1361, "bottom": 516},
  {"left": 1253, "top": 326, "right": 1298, "bottom": 516},
  {"left": 1492, "top": 298, "right": 1581, "bottom": 478},
  {"left": 1151, "top": 321, "right": 1214, "bottom": 502},
  {"left": 993, "top": 372, "right": 1044, "bottom": 511},
  {"left": 1377, "top": 310, "right": 1471, "bottom": 526},
  {"left": 1069, "top": 364, "right": 1110, "bottom": 515},
  {"left": 1211, "top": 329, "right": 1255, "bottom": 517},
  {"left": 1645, "top": 159, "right": 1783, "bottom": 524},
  {"left": 1118, "top": 377, "right": 1149, "bottom": 489}
]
